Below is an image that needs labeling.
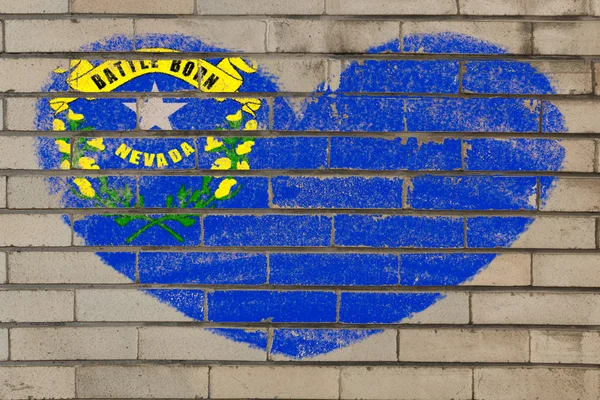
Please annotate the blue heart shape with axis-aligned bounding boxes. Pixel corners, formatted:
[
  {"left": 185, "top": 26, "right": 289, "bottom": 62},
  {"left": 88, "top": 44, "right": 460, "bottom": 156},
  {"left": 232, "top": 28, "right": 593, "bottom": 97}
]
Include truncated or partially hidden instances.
[{"left": 35, "top": 33, "right": 565, "bottom": 359}]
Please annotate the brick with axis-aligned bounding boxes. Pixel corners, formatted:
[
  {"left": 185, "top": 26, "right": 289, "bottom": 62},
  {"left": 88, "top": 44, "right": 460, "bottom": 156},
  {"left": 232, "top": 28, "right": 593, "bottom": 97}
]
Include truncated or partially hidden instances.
[
  {"left": 330, "top": 137, "right": 462, "bottom": 171},
  {"left": 139, "top": 252, "right": 266, "bottom": 284},
  {"left": 465, "top": 253, "right": 531, "bottom": 286},
  {"left": 474, "top": 368, "right": 600, "bottom": 400},
  {"left": 267, "top": 20, "right": 399, "bottom": 53},
  {"left": 533, "top": 254, "right": 600, "bottom": 287},
  {"left": 399, "top": 329, "right": 529, "bottom": 362},
  {"left": 0, "top": 59, "right": 70, "bottom": 92},
  {"left": 341, "top": 367, "right": 472, "bottom": 400},
  {"left": 330, "top": 59, "right": 460, "bottom": 94},
  {"left": 10, "top": 177, "right": 137, "bottom": 209},
  {"left": 592, "top": 0, "right": 600, "bottom": 15},
  {"left": 139, "top": 176, "right": 268, "bottom": 209},
  {"left": 7, "top": 176, "right": 62, "bottom": 208},
  {"left": 139, "top": 327, "right": 267, "bottom": 360},
  {"left": 136, "top": 19, "right": 266, "bottom": 52},
  {"left": 0, "top": 367, "right": 75, "bottom": 399},
  {"left": 0, "top": 137, "right": 45, "bottom": 169},
  {"left": 403, "top": 292, "right": 469, "bottom": 324},
  {"left": 327, "top": 0, "right": 456, "bottom": 14},
  {"left": 335, "top": 215, "right": 464, "bottom": 248},
  {"left": 472, "top": 292, "right": 600, "bottom": 324},
  {"left": 407, "top": 176, "right": 537, "bottom": 211},
  {"left": 0, "top": 330, "right": 7, "bottom": 361},
  {"left": 76, "top": 289, "right": 199, "bottom": 321},
  {"left": 463, "top": 61, "right": 592, "bottom": 95},
  {"left": 73, "top": 0, "right": 194, "bottom": 13},
  {"left": 199, "top": 136, "right": 328, "bottom": 170},
  {"left": 199, "top": 0, "right": 324, "bottom": 14},
  {"left": 340, "top": 292, "right": 469, "bottom": 324},
  {"left": 273, "top": 96, "right": 408, "bottom": 132},
  {"left": 465, "top": 138, "right": 595, "bottom": 172},
  {"left": 271, "top": 329, "right": 398, "bottom": 361},
  {"left": 541, "top": 179, "right": 600, "bottom": 211},
  {"left": 0, "top": 253, "right": 6, "bottom": 284},
  {"left": 72, "top": 214, "right": 202, "bottom": 247},
  {"left": 77, "top": 365, "right": 208, "bottom": 399},
  {"left": 5, "top": 19, "right": 134, "bottom": 53},
  {"left": 400, "top": 253, "right": 527, "bottom": 286},
  {"left": 400, "top": 97, "right": 541, "bottom": 133},
  {"left": 406, "top": 97, "right": 540, "bottom": 133},
  {"left": 6, "top": 98, "right": 43, "bottom": 130},
  {"left": 8, "top": 251, "right": 134, "bottom": 284},
  {"left": 0, "top": 214, "right": 71, "bottom": 246},
  {"left": 467, "top": 217, "right": 596, "bottom": 249},
  {"left": 204, "top": 215, "right": 332, "bottom": 247},
  {"left": 543, "top": 100, "right": 600, "bottom": 133},
  {"left": 403, "top": 21, "right": 531, "bottom": 54},
  {"left": 272, "top": 177, "right": 404, "bottom": 209},
  {"left": 211, "top": 366, "right": 339, "bottom": 399},
  {"left": 0, "top": 177, "right": 5, "bottom": 208},
  {"left": 460, "top": 0, "right": 587, "bottom": 15},
  {"left": 531, "top": 330, "right": 600, "bottom": 364},
  {"left": 269, "top": 253, "right": 398, "bottom": 286},
  {"left": 10, "top": 327, "right": 137, "bottom": 360},
  {"left": 534, "top": 23, "right": 600, "bottom": 55},
  {"left": 0, "top": 0, "right": 68, "bottom": 13},
  {"left": 0, "top": 290, "right": 74, "bottom": 322},
  {"left": 254, "top": 58, "right": 327, "bottom": 92},
  {"left": 208, "top": 290, "right": 337, "bottom": 323}
]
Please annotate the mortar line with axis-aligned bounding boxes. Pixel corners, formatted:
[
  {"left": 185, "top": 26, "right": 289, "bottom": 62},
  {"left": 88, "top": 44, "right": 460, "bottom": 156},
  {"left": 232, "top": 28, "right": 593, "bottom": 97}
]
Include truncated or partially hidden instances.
[
  {"left": 468, "top": 292, "right": 473, "bottom": 324},
  {"left": 266, "top": 327, "right": 273, "bottom": 361},
  {"left": 528, "top": 329, "right": 532, "bottom": 363},
  {"left": 1, "top": 359, "right": 600, "bottom": 368},
  {"left": 471, "top": 368, "right": 475, "bottom": 400},
  {"left": 6, "top": 170, "right": 600, "bottom": 178},
  {"left": 4, "top": 321, "right": 600, "bottom": 330},
  {"left": 529, "top": 253, "right": 534, "bottom": 286},
  {"left": 134, "top": 251, "right": 140, "bottom": 284},
  {"left": 2, "top": 246, "right": 600, "bottom": 255},
  {"left": 529, "top": 22, "right": 535, "bottom": 56},
  {"left": 263, "top": 19, "right": 269, "bottom": 53},
  {"left": 594, "top": 140, "right": 599, "bottom": 173},
  {"left": 396, "top": 328, "right": 401, "bottom": 362},
  {"left": 203, "top": 289, "right": 209, "bottom": 322},
  {"left": 5, "top": 282, "right": 600, "bottom": 292},
  {"left": 265, "top": 252, "right": 270, "bottom": 285},
  {"left": 207, "top": 365, "right": 212, "bottom": 399},
  {"left": 338, "top": 367, "right": 342, "bottom": 400}
]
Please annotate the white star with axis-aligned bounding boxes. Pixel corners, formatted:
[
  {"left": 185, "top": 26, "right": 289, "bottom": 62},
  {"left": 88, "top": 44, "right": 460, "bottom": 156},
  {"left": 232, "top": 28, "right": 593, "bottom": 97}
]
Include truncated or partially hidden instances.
[{"left": 124, "top": 82, "right": 187, "bottom": 130}]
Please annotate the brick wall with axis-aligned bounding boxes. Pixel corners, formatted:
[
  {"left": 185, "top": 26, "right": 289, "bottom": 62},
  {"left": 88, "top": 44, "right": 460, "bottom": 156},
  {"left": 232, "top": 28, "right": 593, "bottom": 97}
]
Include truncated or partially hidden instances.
[{"left": 1, "top": 0, "right": 600, "bottom": 399}]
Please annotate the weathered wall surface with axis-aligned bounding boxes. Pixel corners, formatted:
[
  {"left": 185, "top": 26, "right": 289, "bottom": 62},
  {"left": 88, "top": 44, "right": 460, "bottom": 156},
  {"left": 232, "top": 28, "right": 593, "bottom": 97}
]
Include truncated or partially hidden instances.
[{"left": 1, "top": 0, "right": 600, "bottom": 399}]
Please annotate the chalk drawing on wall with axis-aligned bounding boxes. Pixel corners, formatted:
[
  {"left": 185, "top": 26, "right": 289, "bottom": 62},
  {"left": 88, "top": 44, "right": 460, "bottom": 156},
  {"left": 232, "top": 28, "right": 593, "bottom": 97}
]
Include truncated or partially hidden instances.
[{"left": 34, "top": 33, "right": 566, "bottom": 359}]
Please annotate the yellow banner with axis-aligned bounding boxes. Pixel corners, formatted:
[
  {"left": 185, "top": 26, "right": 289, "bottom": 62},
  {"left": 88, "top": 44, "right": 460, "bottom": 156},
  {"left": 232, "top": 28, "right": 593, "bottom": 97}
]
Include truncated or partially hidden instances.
[{"left": 51, "top": 52, "right": 261, "bottom": 116}]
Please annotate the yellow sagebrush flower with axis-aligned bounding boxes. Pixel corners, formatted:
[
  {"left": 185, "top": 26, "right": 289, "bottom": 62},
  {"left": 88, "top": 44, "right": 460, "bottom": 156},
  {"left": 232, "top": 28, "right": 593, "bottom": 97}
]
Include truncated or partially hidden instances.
[
  {"left": 205, "top": 136, "right": 223, "bottom": 151},
  {"left": 60, "top": 160, "right": 71, "bottom": 170},
  {"left": 236, "top": 160, "right": 250, "bottom": 170},
  {"left": 211, "top": 157, "right": 232, "bottom": 170},
  {"left": 215, "top": 178, "right": 237, "bottom": 199},
  {"left": 53, "top": 119, "right": 66, "bottom": 131},
  {"left": 244, "top": 120, "right": 258, "bottom": 131},
  {"left": 73, "top": 178, "right": 96, "bottom": 198},
  {"left": 78, "top": 157, "right": 100, "bottom": 170},
  {"left": 68, "top": 109, "right": 85, "bottom": 121},
  {"left": 225, "top": 110, "right": 243, "bottom": 123},
  {"left": 87, "top": 138, "right": 105, "bottom": 151},
  {"left": 235, "top": 141, "right": 255, "bottom": 155},
  {"left": 55, "top": 139, "right": 70, "bottom": 154}
]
